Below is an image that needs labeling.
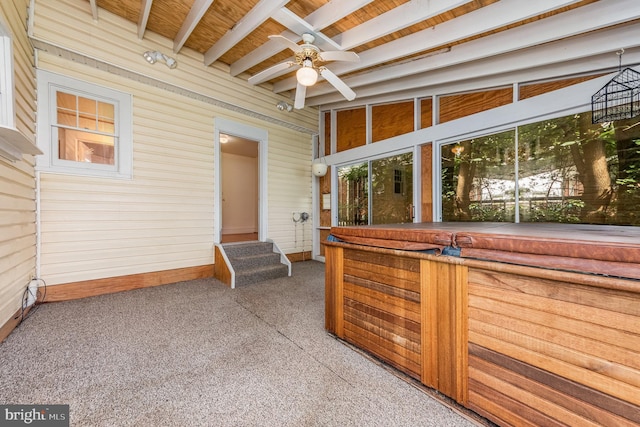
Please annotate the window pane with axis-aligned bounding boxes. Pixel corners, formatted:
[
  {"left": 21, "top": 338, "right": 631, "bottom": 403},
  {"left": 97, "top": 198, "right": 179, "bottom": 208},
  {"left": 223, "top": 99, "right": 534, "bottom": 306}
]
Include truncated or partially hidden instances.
[
  {"left": 338, "top": 162, "right": 368, "bottom": 225},
  {"left": 58, "top": 127, "right": 115, "bottom": 165},
  {"left": 56, "top": 92, "right": 76, "bottom": 126},
  {"left": 441, "top": 130, "right": 516, "bottom": 221},
  {"left": 518, "top": 113, "right": 640, "bottom": 225},
  {"left": 371, "top": 153, "right": 413, "bottom": 224},
  {"left": 56, "top": 92, "right": 76, "bottom": 110},
  {"left": 57, "top": 108, "right": 76, "bottom": 126},
  {"left": 78, "top": 97, "right": 97, "bottom": 131},
  {"left": 98, "top": 101, "right": 115, "bottom": 133}
]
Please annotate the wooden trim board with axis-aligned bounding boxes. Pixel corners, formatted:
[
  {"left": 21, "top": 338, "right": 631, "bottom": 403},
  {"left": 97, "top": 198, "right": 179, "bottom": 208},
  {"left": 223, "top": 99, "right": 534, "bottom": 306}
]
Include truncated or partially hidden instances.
[
  {"left": 41, "top": 264, "right": 215, "bottom": 303},
  {"left": 0, "top": 306, "right": 32, "bottom": 344}
]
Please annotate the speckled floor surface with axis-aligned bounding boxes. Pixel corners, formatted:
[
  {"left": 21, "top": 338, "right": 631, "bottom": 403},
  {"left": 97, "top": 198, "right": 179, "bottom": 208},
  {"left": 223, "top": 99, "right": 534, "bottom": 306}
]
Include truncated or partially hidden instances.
[{"left": 0, "top": 261, "right": 484, "bottom": 426}]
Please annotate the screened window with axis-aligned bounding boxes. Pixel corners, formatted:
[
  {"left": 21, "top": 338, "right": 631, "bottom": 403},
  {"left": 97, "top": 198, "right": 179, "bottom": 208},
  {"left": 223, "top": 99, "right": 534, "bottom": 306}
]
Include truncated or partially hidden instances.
[
  {"left": 441, "top": 112, "right": 640, "bottom": 225},
  {"left": 37, "top": 70, "right": 132, "bottom": 179},
  {"left": 441, "top": 130, "right": 516, "bottom": 222},
  {"left": 338, "top": 152, "right": 414, "bottom": 226}
]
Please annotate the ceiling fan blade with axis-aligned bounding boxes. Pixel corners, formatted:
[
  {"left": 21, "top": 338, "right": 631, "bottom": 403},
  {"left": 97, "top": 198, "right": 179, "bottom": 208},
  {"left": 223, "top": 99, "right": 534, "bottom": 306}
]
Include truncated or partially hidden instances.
[
  {"left": 248, "top": 61, "right": 297, "bottom": 85},
  {"left": 294, "top": 83, "right": 306, "bottom": 109},
  {"left": 268, "top": 35, "right": 303, "bottom": 54},
  {"left": 319, "top": 67, "right": 356, "bottom": 101},
  {"left": 318, "top": 51, "right": 359, "bottom": 63}
]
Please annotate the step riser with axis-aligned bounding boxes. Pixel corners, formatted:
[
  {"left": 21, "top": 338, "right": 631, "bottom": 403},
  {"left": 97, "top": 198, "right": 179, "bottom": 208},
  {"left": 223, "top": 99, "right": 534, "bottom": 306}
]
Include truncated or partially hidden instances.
[
  {"left": 230, "top": 253, "right": 282, "bottom": 269},
  {"left": 235, "top": 265, "right": 289, "bottom": 286},
  {"left": 222, "top": 242, "right": 289, "bottom": 286}
]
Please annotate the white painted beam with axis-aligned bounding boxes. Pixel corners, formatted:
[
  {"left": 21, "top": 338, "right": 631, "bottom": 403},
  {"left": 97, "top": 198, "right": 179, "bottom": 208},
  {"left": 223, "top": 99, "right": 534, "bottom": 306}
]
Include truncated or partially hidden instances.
[
  {"left": 307, "top": 24, "right": 640, "bottom": 107},
  {"left": 137, "top": 0, "right": 153, "bottom": 39},
  {"left": 274, "top": 0, "right": 583, "bottom": 93},
  {"left": 283, "top": 0, "right": 637, "bottom": 96},
  {"left": 334, "top": 0, "right": 472, "bottom": 50},
  {"left": 173, "top": 0, "right": 215, "bottom": 53},
  {"left": 89, "top": 0, "right": 98, "bottom": 20},
  {"left": 203, "top": 0, "right": 289, "bottom": 66},
  {"left": 229, "top": 0, "right": 367, "bottom": 76}
]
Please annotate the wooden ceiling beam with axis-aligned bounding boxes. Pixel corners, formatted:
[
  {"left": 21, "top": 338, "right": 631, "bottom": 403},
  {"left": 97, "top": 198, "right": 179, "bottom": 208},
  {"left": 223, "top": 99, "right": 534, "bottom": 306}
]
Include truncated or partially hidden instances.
[
  {"left": 203, "top": 0, "right": 289, "bottom": 66},
  {"left": 173, "top": 0, "right": 215, "bottom": 53}
]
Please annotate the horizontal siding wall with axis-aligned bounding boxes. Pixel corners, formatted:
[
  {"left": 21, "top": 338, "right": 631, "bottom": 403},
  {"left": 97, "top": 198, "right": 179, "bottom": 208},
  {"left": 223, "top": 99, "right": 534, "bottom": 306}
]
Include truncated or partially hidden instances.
[
  {"left": 267, "top": 125, "right": 313, "bottom": 254},
  {"left": 32, "top": 0, "right": 317, "bottom": 286},
  {"left": 0, "top": 0, "right": 37, "bottom": 328}
]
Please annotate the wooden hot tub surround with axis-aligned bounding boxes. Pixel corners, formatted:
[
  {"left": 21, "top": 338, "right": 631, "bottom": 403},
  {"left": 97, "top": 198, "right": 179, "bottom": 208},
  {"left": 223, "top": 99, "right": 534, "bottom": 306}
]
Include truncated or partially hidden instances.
[{"left": 324, "top": 223, "right": 640, "bottom": 427}]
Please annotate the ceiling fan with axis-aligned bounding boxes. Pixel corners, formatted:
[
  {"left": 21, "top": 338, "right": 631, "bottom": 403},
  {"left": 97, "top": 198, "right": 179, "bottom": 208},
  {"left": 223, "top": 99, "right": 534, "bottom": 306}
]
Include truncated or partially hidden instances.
[{"left": 248, "top": 33, "right": 360, "bottom": 109}]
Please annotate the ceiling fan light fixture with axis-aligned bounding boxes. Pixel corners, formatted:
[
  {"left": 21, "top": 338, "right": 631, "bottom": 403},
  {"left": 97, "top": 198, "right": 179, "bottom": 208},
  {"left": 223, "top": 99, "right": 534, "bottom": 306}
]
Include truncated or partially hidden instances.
[{"left": 296, "top": 60, "right": 318, "bottom": 86}]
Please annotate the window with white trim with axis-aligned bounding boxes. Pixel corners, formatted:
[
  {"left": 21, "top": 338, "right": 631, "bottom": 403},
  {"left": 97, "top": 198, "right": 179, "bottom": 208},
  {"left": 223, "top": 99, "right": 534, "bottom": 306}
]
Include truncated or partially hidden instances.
[{"left": 36, "top": 70, "right": 132, "bottom": 179}]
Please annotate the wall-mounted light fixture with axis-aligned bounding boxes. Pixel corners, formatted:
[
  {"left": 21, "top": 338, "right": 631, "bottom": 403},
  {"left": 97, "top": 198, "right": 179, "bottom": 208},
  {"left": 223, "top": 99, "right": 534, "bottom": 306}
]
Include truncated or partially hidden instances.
[
  {"left": 276, "top": 101, "right": 293, "bottom": 112},
  {"left": 312, "top": 159, "right": 328, "bottom": 177},
  {"left": 143, "top": 50, "right": 177, "bottom": 69}
]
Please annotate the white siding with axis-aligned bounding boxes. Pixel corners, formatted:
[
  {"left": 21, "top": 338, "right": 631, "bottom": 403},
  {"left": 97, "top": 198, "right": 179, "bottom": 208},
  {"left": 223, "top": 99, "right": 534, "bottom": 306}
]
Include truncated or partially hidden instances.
[
  {"left": 0, "top": 0, "right": 37, "bottom": 327},
  {"left": 32, "top": 0, "right": 318, "bottom": 286}
]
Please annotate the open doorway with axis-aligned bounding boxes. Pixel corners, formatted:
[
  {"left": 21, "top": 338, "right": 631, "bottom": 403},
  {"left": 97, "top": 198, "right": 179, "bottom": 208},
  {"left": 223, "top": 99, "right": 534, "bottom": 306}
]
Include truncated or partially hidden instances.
[
  {"left": 220, "top": 134, "right": 259, "bottom": 243},
  {"left": 213, "top": 117, "right": 268, "bottom": 245}
]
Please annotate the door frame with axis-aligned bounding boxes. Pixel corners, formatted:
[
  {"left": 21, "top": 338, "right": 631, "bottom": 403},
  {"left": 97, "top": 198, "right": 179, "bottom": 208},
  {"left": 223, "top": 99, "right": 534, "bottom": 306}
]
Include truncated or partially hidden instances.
[{"left": 213, "top": 117, "right": 268, "bottom": 245}]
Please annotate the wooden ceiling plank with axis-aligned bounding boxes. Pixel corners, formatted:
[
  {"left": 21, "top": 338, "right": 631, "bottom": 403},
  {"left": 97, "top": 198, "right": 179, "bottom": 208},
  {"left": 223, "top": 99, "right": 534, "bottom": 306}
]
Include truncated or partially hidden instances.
[
  {"left": 308, "top": 26, "right": 640, "bottom": 107},
  {"left": 305, "top": 0, "right": 375, "bottom": 31},
  {"left": 173, "top": 0, "right": 215, "bottom": 53},
  {"left": 273, "top": 0, "right": 587, "bottom": 93},
  {"left": 137, "top": 0, "right": 153, "bottom": 39},
  {"left": 231, "top": 0, "right": 372, "bottom": 76},
  {"left": 203, "top": 0, "right": 289, "bottom": 66},
  {"left": 334, "top": 0, "right": 472, "bottom": 50},
  {"left": 230, "top": 30, "right": 299, "bottom": 76},
  {"left": 305, "top": 1, "right": 640, "bottom": 100}
]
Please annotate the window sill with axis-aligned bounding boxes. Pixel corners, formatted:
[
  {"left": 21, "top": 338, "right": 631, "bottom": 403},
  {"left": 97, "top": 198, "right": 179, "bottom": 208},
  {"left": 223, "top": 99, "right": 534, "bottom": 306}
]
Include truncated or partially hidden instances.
[{"left": 0, "top": 126, "right": 42, "bottom": 162}]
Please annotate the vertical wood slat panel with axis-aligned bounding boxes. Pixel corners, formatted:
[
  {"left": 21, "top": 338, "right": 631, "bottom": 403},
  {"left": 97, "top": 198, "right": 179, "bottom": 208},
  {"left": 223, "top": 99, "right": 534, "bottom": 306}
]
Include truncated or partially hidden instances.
[
  {"left": 421, "top": 259, "right": 468, "bottom": 402},
  {"left": 324, "top": 245, "right": 343, "bottom": 335}
]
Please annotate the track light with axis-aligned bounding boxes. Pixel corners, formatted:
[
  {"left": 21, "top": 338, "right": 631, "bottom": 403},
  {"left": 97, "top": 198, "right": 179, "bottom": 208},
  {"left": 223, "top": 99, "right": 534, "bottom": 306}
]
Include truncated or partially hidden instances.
[
  {"left": 276, "top": 101, "right": 293, "bottom": 112},
  {"left": 143, "top": 50, "right": 177, "bottom": 69}
]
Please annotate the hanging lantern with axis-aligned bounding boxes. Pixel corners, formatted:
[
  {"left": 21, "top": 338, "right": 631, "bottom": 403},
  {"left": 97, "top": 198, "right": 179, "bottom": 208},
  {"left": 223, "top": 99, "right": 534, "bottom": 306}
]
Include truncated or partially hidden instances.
[{"left": 591, "top": 50, "right": 640, "bottom": 124}]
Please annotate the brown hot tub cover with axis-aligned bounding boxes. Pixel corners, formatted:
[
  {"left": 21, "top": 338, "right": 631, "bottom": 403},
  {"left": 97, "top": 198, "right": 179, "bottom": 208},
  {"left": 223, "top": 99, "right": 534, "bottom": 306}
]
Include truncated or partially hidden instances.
[{"left": 328, "top": 222, "right": 640, "bottom": 280}]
